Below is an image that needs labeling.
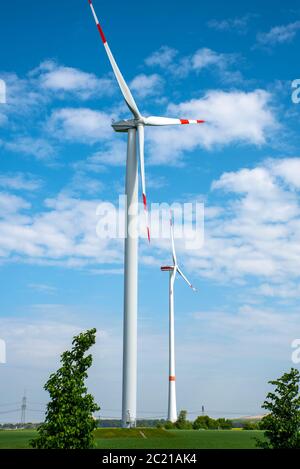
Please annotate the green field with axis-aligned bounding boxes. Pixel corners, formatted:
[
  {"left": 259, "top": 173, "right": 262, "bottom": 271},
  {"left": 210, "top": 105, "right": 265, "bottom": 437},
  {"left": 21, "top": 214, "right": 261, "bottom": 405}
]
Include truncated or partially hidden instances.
[{"left": 0, "top": 428, "right": 265, "bottom": 449}]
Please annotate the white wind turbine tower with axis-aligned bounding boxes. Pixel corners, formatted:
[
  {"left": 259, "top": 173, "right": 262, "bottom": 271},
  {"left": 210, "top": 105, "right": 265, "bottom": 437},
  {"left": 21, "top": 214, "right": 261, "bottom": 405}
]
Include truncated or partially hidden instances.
[
  {"left": 161, "top": 213, "right": 196, "bottom": 422},
  {"left": 87, "top": 0, "right": 204, "bottom": 428}
]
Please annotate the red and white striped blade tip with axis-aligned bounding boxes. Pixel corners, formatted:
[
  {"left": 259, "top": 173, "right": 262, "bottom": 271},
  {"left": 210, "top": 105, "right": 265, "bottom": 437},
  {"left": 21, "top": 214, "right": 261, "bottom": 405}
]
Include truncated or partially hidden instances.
[{"left": 180, "top": 119, "right": 205, "bottom": 124}]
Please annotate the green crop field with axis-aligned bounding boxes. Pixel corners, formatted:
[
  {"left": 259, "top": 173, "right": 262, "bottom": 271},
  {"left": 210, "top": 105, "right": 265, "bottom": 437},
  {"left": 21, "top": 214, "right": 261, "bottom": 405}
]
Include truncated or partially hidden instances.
[{"left": 0, "top": 428, "right": 265, "bottom": 449}]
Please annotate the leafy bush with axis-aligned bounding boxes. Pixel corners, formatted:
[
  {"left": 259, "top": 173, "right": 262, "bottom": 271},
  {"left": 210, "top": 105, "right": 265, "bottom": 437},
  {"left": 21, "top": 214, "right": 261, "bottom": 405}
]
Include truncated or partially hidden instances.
[
  {"left": 256, "top": 368, "right": 300, "bottom": 449},
  {"left": 30, "top": 329, "right": 100, "bottom": 449}
]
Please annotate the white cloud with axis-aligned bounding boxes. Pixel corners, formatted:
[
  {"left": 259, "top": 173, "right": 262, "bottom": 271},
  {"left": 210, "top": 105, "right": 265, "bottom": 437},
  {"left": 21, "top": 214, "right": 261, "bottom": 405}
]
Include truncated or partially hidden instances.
[
  {"left": 0, "top": 62, "right": 117, "bottom": 162},
  {"left": 257, "top": 21, "right": 300, "bottom": 46},
  {"left": 2, "top": 157, "right": 300, "bottom": 295},
  {"left": 34, "top": 60, "right": 114, "bottom": 99},
  {"left": 130, "top": 73, "right": 163, "bottom": 98},
  {"left": 0, "top": 192, "right": 30, "bottom": 216},
  {"left": 47, "top": 108, "right": 114, "bottom": 144},
  {"left": 185, "top": 157, "right": 300, "bottom": 286},
  {"left": 207, "top": 15, "right": 256, "bottom": 34},
  {"left": 191, "top": 48, "right": 242, "bottom": 83},
  {"left": 0, "top": 192, "right": 122, "bottom": 266},
  {"left": 269, "top": 157, "right": 300, "bottom": 188},
  {"left": 61, "top": 172, "right": 105, "bottom": 196},
  {"left": 81, "top": 140, "right": 127, "bottom": 169},
  {"left": 145, "top": 46, "right": 242, "bottom": 82},
  {"left": 193, "top": 304, "right": 299, "bottom": 350},
  {"left": 0, "top": 173, "right": 42, "bottom": 191},
  {"left": 0, "top": 72, "right": 48, "bottom": 117},
  {"left": 145, "top": 46, "right": 178, "bottom": 67},
  {"left": 0, "top": 78, "right": 6, "bottom": 103},
  {"left": 257, "top": 282, "right": 300, "bottom": 299},
  {"left": 2, "top": 136, "right": 56, "bottom": 161},
  {"left": 28, "top": 283, "right": 58, "bottom": 294},
  {"left": 192, "top": 48, "right": 230, "bottom": 71},
  {"left": 148, "top": 89, "right": 277, "bottom": 164}
]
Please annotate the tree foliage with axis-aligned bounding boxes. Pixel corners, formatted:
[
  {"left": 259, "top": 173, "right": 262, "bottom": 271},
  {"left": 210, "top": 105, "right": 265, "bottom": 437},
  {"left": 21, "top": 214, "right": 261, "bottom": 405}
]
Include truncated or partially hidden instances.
[
  {"left": 243, "top": 421, "right": 261, "bottom": 430},
  {"left": 257, "top": 368, "right": 300, "bottom": 449},
  {"left": 30, "top": 328, "right": 100, "bottom": 449},
  {"left": 193, "top": 415, "right": 232, "bottom": 430},
  {"left": 175, "top": 410, "right": 193, "bottom": 429}
]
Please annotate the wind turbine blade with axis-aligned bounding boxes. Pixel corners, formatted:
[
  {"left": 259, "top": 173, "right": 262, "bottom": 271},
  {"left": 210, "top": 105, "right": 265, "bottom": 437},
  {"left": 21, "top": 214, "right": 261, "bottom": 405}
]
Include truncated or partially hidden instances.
[
  {"left": 143, "top": 116, "right": 205, "bottom": 126},
  {"left": 170, "top": 211, "right": 177, "bottom": 266},
  {"left": 138, "top": 124, "right": 150, "bottom": 242},
  {"left": 88, "top": 0, "right": 141, "bottom": 119},
  {"left": 177, "top": 267, "right": 196, "bottom": 291}
]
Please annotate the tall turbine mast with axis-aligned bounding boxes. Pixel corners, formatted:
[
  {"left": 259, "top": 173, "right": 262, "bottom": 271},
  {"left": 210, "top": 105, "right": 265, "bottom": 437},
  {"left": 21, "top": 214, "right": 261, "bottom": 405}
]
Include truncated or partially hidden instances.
[
  {"left": 87, "top": 0, "right": 204, "bottom": 428},
  {"left": 161, "top": 213, "right": 196, "bottom": 422}
]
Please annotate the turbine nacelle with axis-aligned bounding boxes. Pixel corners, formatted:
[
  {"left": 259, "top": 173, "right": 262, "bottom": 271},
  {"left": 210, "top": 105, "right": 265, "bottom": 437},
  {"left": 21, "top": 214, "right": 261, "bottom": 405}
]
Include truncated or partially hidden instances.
[{"left": 161, "top": 212, "right": 197, "bottom": 292}]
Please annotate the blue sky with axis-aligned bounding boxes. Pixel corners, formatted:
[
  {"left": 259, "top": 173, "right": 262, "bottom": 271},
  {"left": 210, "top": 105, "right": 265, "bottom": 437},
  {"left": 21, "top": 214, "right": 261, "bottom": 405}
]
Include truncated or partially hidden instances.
[{"left": 1, "top": 0, "right": 300, "bottom": 422}]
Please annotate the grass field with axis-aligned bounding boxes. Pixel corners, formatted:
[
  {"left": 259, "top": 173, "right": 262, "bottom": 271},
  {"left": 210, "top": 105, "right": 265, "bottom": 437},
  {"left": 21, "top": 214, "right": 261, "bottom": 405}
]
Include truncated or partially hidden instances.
[{"left": 0, "top": 428, "right": 265, "bottom": 449}]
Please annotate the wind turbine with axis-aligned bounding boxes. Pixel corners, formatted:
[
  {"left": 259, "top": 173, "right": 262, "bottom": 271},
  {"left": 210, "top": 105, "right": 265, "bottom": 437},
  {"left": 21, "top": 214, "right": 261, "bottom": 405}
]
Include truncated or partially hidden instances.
[
  {"left": 87, "top": 0, "right": 204, "bottom": 428},
  {"left": 161, "top": 213, "right": 196, "bottom": 423}
]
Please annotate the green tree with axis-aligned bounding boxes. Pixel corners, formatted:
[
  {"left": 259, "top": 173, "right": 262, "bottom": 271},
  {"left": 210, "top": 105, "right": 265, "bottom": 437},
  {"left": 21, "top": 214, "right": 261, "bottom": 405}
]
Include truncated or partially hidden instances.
[
  {"left": 164, "top": 421, "right": 175, "bottom": 429},
  {"left": 243, "top": 421, "right": 260, "bottom": 430},
  {"left": 175, "top": 410, "right": 192, "bottom": 430},
  {"left": 256, "top": 368, "right": 300, "bottom": 449},
  {"left": 216, "top": 418, "right": 233, "bottom": 430},
  {"left": 30, "top": 328, "right": 100, "bottom": 449},
  {"left": 193, "top": 415, "right": 213, "bottom": 430}
]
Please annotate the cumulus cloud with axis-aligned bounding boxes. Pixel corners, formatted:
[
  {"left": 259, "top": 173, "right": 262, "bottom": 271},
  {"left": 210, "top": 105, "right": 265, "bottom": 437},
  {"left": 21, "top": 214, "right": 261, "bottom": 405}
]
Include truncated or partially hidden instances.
[
  {"left": 2, "top": 158, "right": 300, "bottom": 299},
  {"left": 33, "top": 60, "right": 114, "bottom": 99},
  {"left": 148, "top": 89, "right": 277, "bottom": 164},
  {"left": 145, "top": 46, "right": 178, "bottom": 67},
  {"left": 0, "top": 192, "right": 30, "bottom": 216},
  {"left": 0, "top": 61, "right": 118, "bottom": 162},
  {"left": 130, "top": 73, "right": 163, "bottom": 98},
  {"left": 186, "top": 157, "right": 300, "bottom": 286},
  {"left": 0, "top": 192, "right": 122, "bottom": 266},
  {"left": 2, "top": 136, "right": 56, "bottom": 161},
  {"left": 0, "top": 173, "right": 42, "bottom": 191},
  {"left": 257, "top": 21, "right": 300, "bottom": 47},
  {"left": 145, "top": 46, "right": 242, "bottom": 82},
  {"left": 207, "top": 14, "right": 257, "bottom": 34},
  {"left": 47, "top": 108, "right": 114, "bottom": 144},
  {"left": 191, "top": 48, "right": 242, "bottom": 83},
  {"left": 269, "top": 158, "right": 300, "bottom": 188},
  {"left": 194, "top": 304, "right": 299, "bottom": 344},
  {"left": 80, "top": 140, "right": 127, "bottom": 169},
  {"left": 61, "top": 172, "right": 105, "bottom": 197}
]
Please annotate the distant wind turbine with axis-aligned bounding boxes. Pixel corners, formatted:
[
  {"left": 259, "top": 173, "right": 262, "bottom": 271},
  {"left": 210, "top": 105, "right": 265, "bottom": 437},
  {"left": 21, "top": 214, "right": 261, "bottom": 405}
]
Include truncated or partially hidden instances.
[
  {"left": 87, "top": 0, "right": 204, "bottom": 427},
  {"left": 161, "top": 213, "right": 196, "bottom": 422}
]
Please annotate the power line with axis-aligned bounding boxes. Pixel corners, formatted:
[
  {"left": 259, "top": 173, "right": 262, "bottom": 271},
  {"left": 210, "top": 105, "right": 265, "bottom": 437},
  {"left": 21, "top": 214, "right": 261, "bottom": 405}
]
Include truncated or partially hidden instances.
[
  {"left": 0, "top": 409, "right": 20, "bottom": 415},
  {"left": 0, "top": 403, "right": 20, "bottom": 407}
]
